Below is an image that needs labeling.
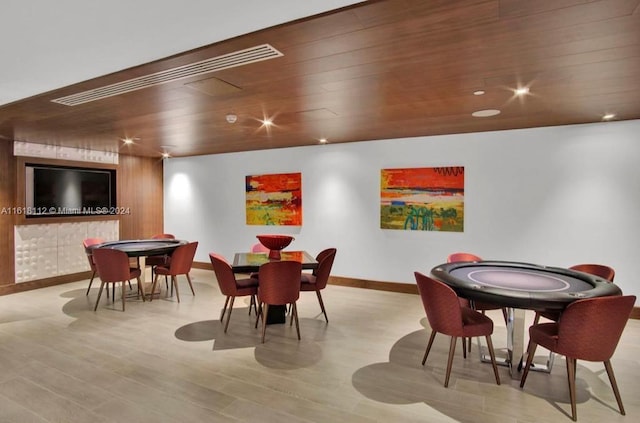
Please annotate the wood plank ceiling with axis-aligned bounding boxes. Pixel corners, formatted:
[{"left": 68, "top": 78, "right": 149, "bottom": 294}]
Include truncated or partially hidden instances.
[{"left": 1, "top": 0, "right": 639, "bottom": 158}]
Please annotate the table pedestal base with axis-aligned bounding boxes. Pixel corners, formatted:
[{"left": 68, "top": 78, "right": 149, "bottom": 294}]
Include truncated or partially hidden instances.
[{"left": 266, "top": 305, "right": 287, "bottom": 324}]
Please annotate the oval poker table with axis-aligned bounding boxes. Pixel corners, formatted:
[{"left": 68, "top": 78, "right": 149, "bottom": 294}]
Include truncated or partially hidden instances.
[
  {"left": 86, "top": 239, "right": 188, "bottom": 257},
  {"left": 430, "top": 260, "right": 621, "bottom": 312},
  {"left": 85, "top": 239, "right": 188, "bottom": 298},
  {"left": 430, "top": 260, "right": 622, "bottom": 378}
]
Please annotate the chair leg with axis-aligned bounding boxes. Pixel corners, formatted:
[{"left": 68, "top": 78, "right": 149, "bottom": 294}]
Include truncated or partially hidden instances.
[
  {"left": 315, "top": 290, "right": 329, "bottom": 323},
  {"left": 185, "top": 273, "right": 195, "bottom": 295},
  {"left": 255, "top": 302, "right": 263, "bottom": 328},
  {"left": 121, "top": 281, "right": 126, "bottom": 312},
  {"left": 221, "top": 296, "right": 231, "bottom": 321},
  {"left": 261, "top": 304, "right": 269, "bottom": 343},
  {"left": 86, "top": 270, "right": 97, "bottom": 295},
  {"left": 149, "top": 274, "right": 160, "bottom": 301},
  {"left": 94, "top": 282, "right": 106, "bottom": 311},
  {"left": 603, "top": 360, "right": 626, "bottom": 416},
  {"left": 485, "top": 335, "right": 501, "bottom": 385},
  {"left": 532, "top": 312, "right": 541, "bottom": 326},
  {"left": 173, "top": 276, "right": 180, "bottom": 303},
  {"left": 248, "top": 295, "right": 255, "bottom": 315},
  {"left": 462, "top": 338, "right": 467, "bottom": 359},
  {"left": 136, "top": 277, "right": 144, "bottom": 301},
  {"left": 566, "top": 357, "right": 577, "bottom": 421},
  {"left": 520, "top": 342, "right": 538, "bottom": 388},
  {"left": 422, "top": 330, "right": 437, "bottom": 365},
  {"left": 444, "top": 336, "right": 458, "bottom": 388},
  {"left": 127, "top": 280, "right": 132, "bottom": 291},
  {"left": 292, "top": 302, "right": 301, "bottom": 340},
  {"left": 223, "top": 297, "right": 235, "bottom": 333}
]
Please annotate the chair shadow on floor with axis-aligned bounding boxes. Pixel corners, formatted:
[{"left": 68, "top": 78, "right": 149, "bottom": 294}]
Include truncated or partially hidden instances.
[
  {"left": 173, "top": 300, "right": 330, "bottom": 370},
  {"left": 351, "top": 318, "right": 616, "bottom": 422}
]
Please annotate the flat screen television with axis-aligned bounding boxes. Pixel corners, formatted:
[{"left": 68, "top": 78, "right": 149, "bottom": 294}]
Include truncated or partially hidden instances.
[{"left": 25, "top": 163, "right": 117, "bottom": 218}]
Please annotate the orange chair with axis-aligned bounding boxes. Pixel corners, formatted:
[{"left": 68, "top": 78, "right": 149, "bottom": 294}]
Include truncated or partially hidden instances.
[
  {"left": 255, "top": 261, "right": 303, "bottom": 343},
  {"left": 415, "top": 272, "right": 501, "bottom": 388},
  {"left": 150, "top": 241, "right": 198, "bottom": 302},
  {"left": 83, "top": 237, "right": 105, "bottom": 296},
  {"left": 520, "top": 295, "right": 635, "bottom": 421},
  {"left": 91, "top": 248, "right": 142, "bottom": 311},
  {"left": 209, "top": 253, "right": 259, "bottom": 333},
  {"left": 300, "top": 248, "right": 336, "bottom": 323}
]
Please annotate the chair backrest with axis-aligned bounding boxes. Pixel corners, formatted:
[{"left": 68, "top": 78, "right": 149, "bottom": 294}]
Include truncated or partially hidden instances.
[
  {"left": 258, "top": 261, "right": 302, "bottom": 305},
  {"left": 165, "top": 242, "right": 198, "bottom": 274},
  {"left": 447, "top": 252, "right": 482, "bottom": 263},
  {"left": 92, "top": 248, "right": 132, "bottom": 283},
  {"left": 415, "top": 272, "right": 465, "bottom": 336},
  {"left": 251, "top": 243, "right": 269, "bottom": 253},
  {"left": 556, "top": 295, "right": 635, "bottom": 361},
  {"left": 569, "top": 263, "right": 615, "bottom": 282},
  {"left": 312, "top": 248, "right": 337, "bottom": 289},
  {"left": 151, "top": 233, "right": 175, "bottom": 239},
  {"left": 209, "top": 253, "right": 239, "bottom": 296},
  {"left": 83, "top": 237, "right": 105, "bottom": 270}
]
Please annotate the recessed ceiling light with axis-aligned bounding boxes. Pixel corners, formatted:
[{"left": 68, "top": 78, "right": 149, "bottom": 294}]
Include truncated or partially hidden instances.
[
  {"left": 602, "top": 113, "right": 616, "bottom": 120},
  {"left": 262, "top": 118, "right": 273, "bottom": 126},
  {"left": 472, "top": 109, "right": 501, "bottom": 117},
  {"left": 121, "top": 137, "right": 134, "bottom": 145},
  {"left": 515, "top": 87, "right": 529, "bottom": 96},
  {"left": 473, "top": 90, "right": 485, "bottom": 96}
]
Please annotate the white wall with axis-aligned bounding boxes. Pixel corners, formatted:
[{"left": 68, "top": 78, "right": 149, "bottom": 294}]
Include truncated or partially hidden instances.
[{"left": 164, "top": 120, "right": 640, "bottom": 298}]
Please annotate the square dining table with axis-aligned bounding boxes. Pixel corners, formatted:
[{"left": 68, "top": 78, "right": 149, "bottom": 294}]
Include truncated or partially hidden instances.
[{"left": 232, "top": 250, "right": 318, "bottom": 323}]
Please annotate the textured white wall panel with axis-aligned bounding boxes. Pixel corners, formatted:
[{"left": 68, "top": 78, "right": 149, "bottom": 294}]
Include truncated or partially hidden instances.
[
  {"left": 15, "top": 224, "right": 58, "bottom": 282},
  {"left": 58, "top": 222, "right": 89, "bottom": 275},
  {"left": 14, "top": 220, "right": 119, "bottom": 283}
]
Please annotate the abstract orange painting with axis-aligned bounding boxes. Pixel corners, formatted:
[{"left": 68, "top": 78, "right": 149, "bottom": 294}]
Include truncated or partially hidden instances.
[
  {"left": 380, "top": 166, "right": 464, "bottom": 231},
  {"left": 246, "top": 172, "right": 302, "bottom": 226}
]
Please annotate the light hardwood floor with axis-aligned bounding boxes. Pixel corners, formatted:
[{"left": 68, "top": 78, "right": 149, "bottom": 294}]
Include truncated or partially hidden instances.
[{"left": 1, "top": 268, "right": 638, "bottom": 423}]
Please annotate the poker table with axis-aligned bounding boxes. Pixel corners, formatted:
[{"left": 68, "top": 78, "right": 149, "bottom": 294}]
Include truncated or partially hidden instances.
[
  {"left": 430, "top": 260, "right": 622, "bottom": 378},
  {"left": 86, "top": 239, "right": 188, "bottom": 297},
  {"left": 86, "top": 239, "right": 188, "bottom": 257}
]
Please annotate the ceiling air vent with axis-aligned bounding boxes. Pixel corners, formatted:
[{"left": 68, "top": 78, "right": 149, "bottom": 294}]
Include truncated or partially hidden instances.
[{"left": 51, "top": 44, "right": 283, "bottom": 106}]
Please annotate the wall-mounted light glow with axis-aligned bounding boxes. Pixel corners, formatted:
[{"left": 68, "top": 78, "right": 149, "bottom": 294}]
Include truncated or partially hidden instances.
[
  {"left": 515, "top": 87, "right": 530, "bottom": 96},
  {"left": 603, "top": 113, "right": 616, "bottom": 120},
  {"left": 162, "top": 152, "right": 170, "bottom": 159},
  {"left": 319, "top": 138, "right": 328, "bottom": 144},
  {"left": 262, "top": 118, "right": 273, "bottom": 126},
  {"left": 121, "top": 137, "right": 134, "bottom": 145},
  {"left": 473, "top": 90, "right": 485, "bottom": 96}
]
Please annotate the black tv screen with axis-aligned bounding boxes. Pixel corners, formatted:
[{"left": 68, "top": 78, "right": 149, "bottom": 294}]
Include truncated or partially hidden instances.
[{"left": 25, "top": 164, "right": 117, "bottom": 217}]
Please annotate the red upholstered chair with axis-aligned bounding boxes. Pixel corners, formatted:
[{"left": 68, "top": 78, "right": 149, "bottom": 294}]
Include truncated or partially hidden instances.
[
  {"left": 255, "top": 261, "right": 303, "bottom": 343},
  {"left": 251, "top": 243, "right": 269, "bottom": 253},
  {"left": 299, "top": 248, "right": 336, "bottom": 323},
  {"left": 520, "top": 295, "right": 635, "bottom": 421},
  {"left": 415, "top": 272, "right": 501, "bottom": 388},
  {"left": 528, "top": 263, "right": 617, "bottom": 373},
  {"left": 146, "top": 233, "right": 176, "bottom": 283},
  {"left": 533, "top": 263, "right": 616, "bottom": 326},
  {"left": 209, "top": 253, "right": 259, "bottom": 333},
  {"left": 83, "top": 237, "right": 105, "bottom": 296},
  {"left": 447, "top": 253, "right": 508, "bottom": 353},
  {"left": 91, "top": 248, "right": 142, "bottom": 311},
  {"left": 150, "top": 241, "right": 198, "bottom": 302}
]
